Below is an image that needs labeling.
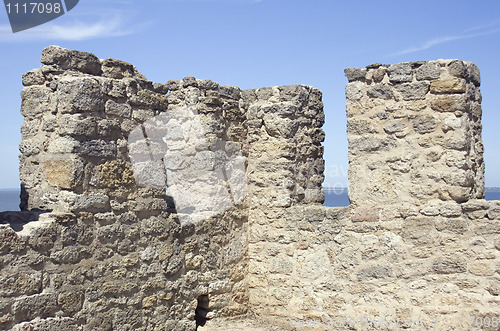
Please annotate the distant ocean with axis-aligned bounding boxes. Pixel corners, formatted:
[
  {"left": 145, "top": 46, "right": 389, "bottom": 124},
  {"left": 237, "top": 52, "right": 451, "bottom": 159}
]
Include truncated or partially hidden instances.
[
  {"left": 1, "top": 188, "right": 500, "bottom": 212},
  {"left": 323, "top": 188, "right": 500, "bottom": 207}
]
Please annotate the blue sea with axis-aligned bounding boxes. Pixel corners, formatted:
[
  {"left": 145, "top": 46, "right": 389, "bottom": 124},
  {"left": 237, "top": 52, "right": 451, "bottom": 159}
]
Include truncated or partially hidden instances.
[
  {"left": 1, "top": 188, "right": 500, "bottom": 211},
  {"left": 323, "top": 189, "right": 500, "bottom": 207}
]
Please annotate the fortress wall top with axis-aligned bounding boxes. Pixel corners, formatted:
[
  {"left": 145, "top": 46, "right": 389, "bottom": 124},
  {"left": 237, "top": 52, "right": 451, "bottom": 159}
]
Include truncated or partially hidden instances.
[
  {"left": 2, "top": 46, "right": 499, "bottom": 330},
  {"left": 345, "top": 60, "right": 484, "bottom": 207}
]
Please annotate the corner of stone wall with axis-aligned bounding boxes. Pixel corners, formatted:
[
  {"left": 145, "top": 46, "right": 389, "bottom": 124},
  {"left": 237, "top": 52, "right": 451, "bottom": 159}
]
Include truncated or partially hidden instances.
[{"left": 345, "top": 60, "right": 484, "bottom": 209}]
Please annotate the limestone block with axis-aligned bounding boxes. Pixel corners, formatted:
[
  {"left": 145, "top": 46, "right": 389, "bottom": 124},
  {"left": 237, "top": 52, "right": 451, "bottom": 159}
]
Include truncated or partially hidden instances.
[
  {"left": 412, "top": 115, "right": 438, "bottom": 134},
  {"left": 430, "top": 94, "right": 466, "bottom": 112},
  {"left": 12, "top": 293, "right": 58, "bottom": 321},
  {"left": 430, "top": 78, "right": 466, "bottom": 94},
  {"left": 387, "top": 63, "right": 412, "bottom": 83},
  {"left": 41, "top": 45, "right": 101, "bottom": 75},
  {"left": 97, "top": 160, "right": 135, "bottom": 188},
  {"left": 71, "top": 193, "right": 109, "bottom": 211},
  {"left": 105, "top": 100, "right": 132, "bottom": 118},
  {"left": 351, "top": 208, "right": 379, "bottom": 222},
  {"left": 344, "top": 68, "right": 366, "bottom": 82},
  {"left": 43, "top": 157, "right": 84, "bottom": 189},
  {"left": 447, "top": 60, "right": 466, "bottom": 78},
  {"left": 345, "top": 82, "right": 364, "bottom": 101},
  {"left": 22, "top": 69, "right": 45, "bottom": 86},
  {"left": 47, "top": 136, "right": 80, "bottom": 154},
  {"left": 432, "top": 258, "right": 467, "bottom": 274},
  {"left": 416, "top": 62, "right": 440, "bottom": 80},
  {"left": 356, "top": 265, "right": 393, "bottom": 280},
  {"left": 395, "top": 82, "right": 429, "bottom": 100},
  {"left": 77, "top": 139, "right": 116, "bottom": 157},
  {"left": 57, "top": 114, "right": 96, "bottom": 136},
  {"left": 466, "top": 62, "right": 481, "bottom": 86},
  {"left": 367, "top": 85, "right": 393, "bottom": 99},
  {"left": 101, "top": 58, "right": 146, "bottom": 80},
  {"left": 57, "top": 77, "right": 104, "bottom": 113},
  {"left": 468, "top": 261, "right": 495, "bottom": 276},
  {"left": 21, "top": 86, "right": 54, "bottom": 118}
]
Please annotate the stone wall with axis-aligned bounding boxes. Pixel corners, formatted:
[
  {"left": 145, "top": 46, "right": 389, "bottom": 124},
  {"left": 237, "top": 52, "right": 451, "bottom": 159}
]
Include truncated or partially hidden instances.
[
  {"left": 0, "top": 47, "right": 499, "bottom": 330},
  {"left": 345, "top": 60, "right": 484, "bottom": 208}
]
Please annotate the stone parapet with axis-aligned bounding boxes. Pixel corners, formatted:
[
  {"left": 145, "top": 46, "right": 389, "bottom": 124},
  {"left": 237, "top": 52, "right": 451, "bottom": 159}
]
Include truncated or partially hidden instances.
[{"left": 346, "top": 60, "right": 484, "bottom": 207}]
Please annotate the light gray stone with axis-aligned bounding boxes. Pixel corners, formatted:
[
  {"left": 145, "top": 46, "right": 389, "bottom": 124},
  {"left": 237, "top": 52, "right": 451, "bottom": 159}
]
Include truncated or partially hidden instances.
[
  {"left": 388, "top": 63, "right": 412, "bottom": 83},
  {"left": 395, "top": 82, "right": 429, "bottom": 100}
]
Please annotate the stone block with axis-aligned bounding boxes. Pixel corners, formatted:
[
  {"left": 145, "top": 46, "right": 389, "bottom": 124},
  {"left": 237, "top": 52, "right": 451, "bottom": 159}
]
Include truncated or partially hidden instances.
[
  {"left": 395, "top": 82, "right": 429, "bottom": 100},
  {"left": 41, "top": 45, "right": 101, "bottom": 75},
  {"left": 105, "top": 100, "right": 132, "bottom": 118},
  {"left": 345, "top": 82, "right": 364, "bottom": 101},
  {"left": 101, "top": 58, "right": 146, "bottom": 80},
  {"left": 344, "top": 68, "right": 366, "bottom": 82},
  {"left": 12, "top": 293, "right": 58, "bottom": 321},
  {"left": 57, "top": 77, "right": 104, "bottom": 113},
  {"left": 466, "top": 62, "right": 481, "bottom": 86},
  {"left": 357, "top": 265, "right": 393, "bottom": 280},
  {"left": 432, "top": 258, "right": 467, "bottom": 274},
  {"left": 416, "top": 62, "right": 440, "bottom": 80},
  {"left": 57, "top": 114, "right": 96, "bottom": 137},
  {"left": 43, "top": 157, "right": 84, "bottom": 189},
  {"left": 430, "top": 78, "right": 467, "bottom": 94},
  {"left": 21, "top": 86, "right": 54, "bottom": 118},
  {"left": 351, "top": 208, "right": 379, "bottom": 222},
  {"left": 22, "top": 69, "right": 45, "bottom": 86},
  {"left": 430, "top": 95, "right": 466, "bottom": 112},
  {"left": 447, "top": 60, "right": 466, "bottom": 78},
  {"left": 388, "top": 63, "right": 412, "bottom": 83},
  {"left": 77, "top": 139, "right": 116, "bottom": 157},
  {"left": 367, "top": 85, "right": 393, "bottom": 99}
]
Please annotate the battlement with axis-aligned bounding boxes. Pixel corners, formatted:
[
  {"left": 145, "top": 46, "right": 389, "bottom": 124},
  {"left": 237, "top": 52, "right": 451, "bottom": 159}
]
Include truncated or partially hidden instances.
[{"left": 0, "top": 46, "right": 498, "bottom": 330}]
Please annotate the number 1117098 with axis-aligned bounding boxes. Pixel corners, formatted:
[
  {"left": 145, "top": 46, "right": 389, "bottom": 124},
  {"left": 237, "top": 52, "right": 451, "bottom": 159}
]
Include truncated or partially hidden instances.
[{"left": 5, "top": 2, "right": 62, "bottom": 14}]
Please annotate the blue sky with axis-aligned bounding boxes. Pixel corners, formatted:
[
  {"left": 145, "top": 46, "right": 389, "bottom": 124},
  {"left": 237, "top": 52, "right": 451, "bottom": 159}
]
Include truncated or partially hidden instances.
[{"left": 1, "top": 0, "right": 499, "bottom": 188}]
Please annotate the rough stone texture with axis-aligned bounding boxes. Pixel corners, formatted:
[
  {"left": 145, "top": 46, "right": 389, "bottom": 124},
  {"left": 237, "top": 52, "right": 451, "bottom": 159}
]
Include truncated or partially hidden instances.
[
  {"left": 346, "top": 60, "right": 484, "bottom": 208},
  {"left": 1, "top": 48, "right": 498, "bottom": 330}
]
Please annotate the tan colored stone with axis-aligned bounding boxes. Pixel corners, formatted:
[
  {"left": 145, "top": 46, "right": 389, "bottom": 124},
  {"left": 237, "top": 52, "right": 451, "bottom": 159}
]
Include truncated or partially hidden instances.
[
  {"left": 430, "top": 78, "right": 466, "bottom": 93},
  {"left": 43, "top": 158, "right": 83, "bottom": 189},
  {"left": 142, "top": 295, "right": 157, "bottom": 308},
  {"left": 351, "top": 208, "right": 379, "bottom": 222},
  {"left": 468, "top": 261, "right": 495, "bottom": 276}
]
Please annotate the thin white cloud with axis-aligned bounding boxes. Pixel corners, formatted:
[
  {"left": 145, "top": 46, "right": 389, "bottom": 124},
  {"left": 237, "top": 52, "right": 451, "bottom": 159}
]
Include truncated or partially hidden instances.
[
  {"left": 465, "top": 21, "right": 500, "bottom": 33},
  {"left": 0, "top": 14, "right": 147, "bottom": 42},
  {"left": 389, "top": 26, "right": 500, "bottom": 57}
]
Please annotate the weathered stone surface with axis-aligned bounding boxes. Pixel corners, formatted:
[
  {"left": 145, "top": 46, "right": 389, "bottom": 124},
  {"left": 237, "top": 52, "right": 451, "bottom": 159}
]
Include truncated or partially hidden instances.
[
  {"left": 395, "top": 82, "right": 429, "bottom": 100},
  {"left": 22, "top": 69, "right": 45, "bottom": 86},
  {"left": 357, "top": 265, "right": 393, "bottom": 280},
  {"left": 351, "top": 208, "right": 379, "bottom": 222},
  {"left": 432, "top": 258, "right": 467, "bottom": 274},
  {"left": 9, "top": 48, "right": 495, "bottom": 330},
  {"left": 383, "top": 121, "right": 406, "bottom": 134},
  {"left": 58, "top": 290, "right": 84, "bottom": 315},
  {"left": 430, "top": 78, "right": 466, "bottom": 94},
  {"left": 57, "top": 78, "right": 104, "bottom": 113},
  {"left": 388, "top": 63, "right": 412, "bottom": 82},
  {"left": 43, "top": 158, "right": 84, "bottom": 189},
  {"left": 41, "top": 45, "right": 101, "bottom": 75},
  {"left": 344, "top": 68, "right": 366, "bottom": 82},
  {"left": 412, "top": 115, "right": 437, "bottom": 134},
  {"left": 367, "top": 85, "right": 393, "bottom": 99},
  {"left": 416, "top": 62, "right": 440, "bottom": 80},
  {"left": 447, "top": 60, "right": 466, "bottom": 78},
  {"left": 12, "top": 293, "right": 58, "bottom": 321},
  {"left": 345, "top": 82, "right": 364, "bottom": 100},
  {"left": 105, "top": 100, "right": 132, "bottom": 118},
  {"left": 101, "top": 58, "right": 146, "bottom": 80}
]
